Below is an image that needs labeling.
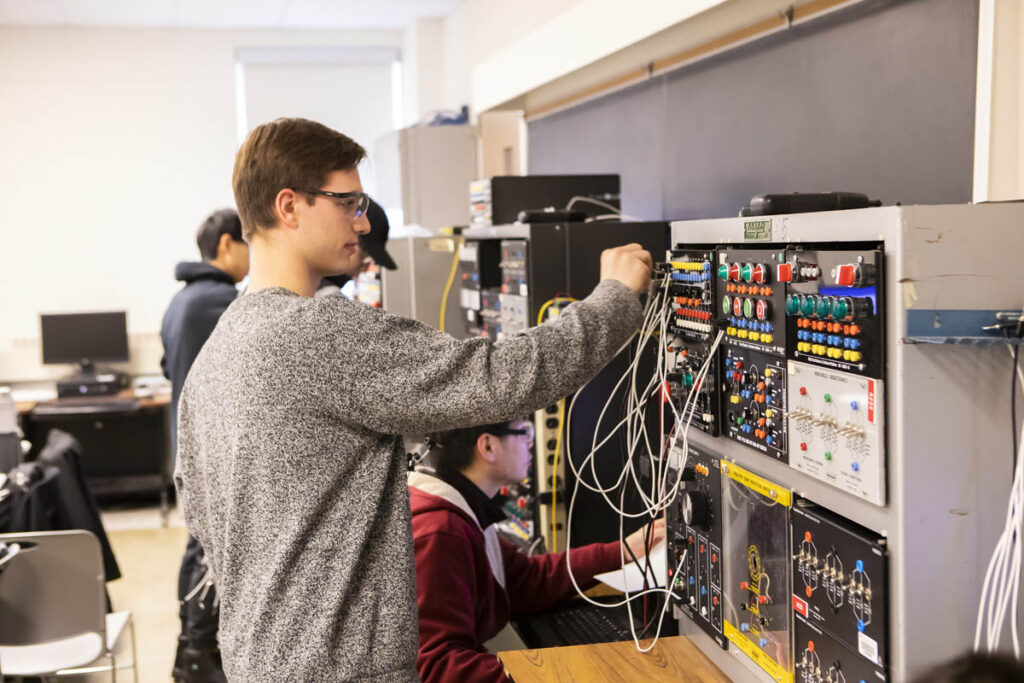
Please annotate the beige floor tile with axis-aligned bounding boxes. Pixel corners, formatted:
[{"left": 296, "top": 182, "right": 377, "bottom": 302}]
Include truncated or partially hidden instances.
[{"left": 106, "top": 525, "right": 189, "bottom": 682}]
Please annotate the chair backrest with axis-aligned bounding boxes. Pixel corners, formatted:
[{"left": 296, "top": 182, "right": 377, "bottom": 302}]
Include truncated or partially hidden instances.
[{"left": 0, "top": 530, "right": 106, "bottom": 645}]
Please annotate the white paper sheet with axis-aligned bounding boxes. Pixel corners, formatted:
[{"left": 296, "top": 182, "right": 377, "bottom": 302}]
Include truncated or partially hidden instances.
[{"left": 593, "top": 541, "right": 667, "bottom": 592}]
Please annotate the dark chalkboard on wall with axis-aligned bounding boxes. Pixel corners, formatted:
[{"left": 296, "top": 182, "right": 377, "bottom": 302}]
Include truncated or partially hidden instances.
[{"left": 527, "top": 0, "right": 979, "bottom": 221}]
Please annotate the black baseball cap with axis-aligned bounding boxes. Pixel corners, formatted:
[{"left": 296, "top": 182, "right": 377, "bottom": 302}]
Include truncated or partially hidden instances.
[{"left": 360, "top": 198, "right": 396, "bottom": 270}]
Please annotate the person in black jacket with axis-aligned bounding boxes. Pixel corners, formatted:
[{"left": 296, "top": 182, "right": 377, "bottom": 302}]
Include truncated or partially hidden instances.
[{"left": 160, "top": 208, "right": 248, "bottom": 683}]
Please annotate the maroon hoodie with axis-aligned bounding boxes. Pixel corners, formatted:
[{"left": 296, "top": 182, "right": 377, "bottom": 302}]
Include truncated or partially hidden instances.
[{"left": 409, "top": 471, "right": 622, "bottom": 683}]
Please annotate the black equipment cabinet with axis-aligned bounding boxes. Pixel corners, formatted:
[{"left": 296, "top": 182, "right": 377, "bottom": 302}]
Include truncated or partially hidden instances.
[{"left": 21, "top": 400, "right": 172, "bottom": 511}]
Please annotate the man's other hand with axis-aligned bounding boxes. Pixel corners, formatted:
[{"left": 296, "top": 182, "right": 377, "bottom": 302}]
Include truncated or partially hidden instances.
[
  {"left": 622, "top": 517, "right": 666, "bottom": 560},
  {"left": 600, "top": 243, "right": 653, "bottom": 295}
]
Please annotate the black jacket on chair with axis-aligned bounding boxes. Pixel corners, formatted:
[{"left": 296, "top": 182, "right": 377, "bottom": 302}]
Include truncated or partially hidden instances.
[
  {"left": 0, "top": 461, "right": 60, "bottom": 534},
  {"left": 37, "top": 429, "right": 121, "bottom": 582}
]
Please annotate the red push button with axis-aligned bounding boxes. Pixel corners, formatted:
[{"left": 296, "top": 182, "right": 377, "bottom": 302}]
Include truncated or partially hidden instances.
[
  {"left": 777, "top": 263, "right": 793, "bottom": 282},
  {"left": 835, "top": 263, "right": 858, "bottom": 287}
]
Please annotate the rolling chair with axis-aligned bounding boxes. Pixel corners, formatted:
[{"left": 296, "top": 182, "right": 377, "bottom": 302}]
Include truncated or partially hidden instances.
[{"left": 0, "top": 530, "right": 137, "bottom": 681}]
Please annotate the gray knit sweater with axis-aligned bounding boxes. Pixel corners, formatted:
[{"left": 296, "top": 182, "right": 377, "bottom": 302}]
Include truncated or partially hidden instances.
[{"left": 174, "top": 279, "right": 642, "bottom": 682}]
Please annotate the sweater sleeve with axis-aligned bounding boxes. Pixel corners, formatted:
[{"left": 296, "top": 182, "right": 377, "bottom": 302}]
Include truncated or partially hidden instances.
[
  {"left": 415, "top": 530, "right": 511, "bottom": 683},
  {"left": 324, "top": 279, "right": 643, "bottom": 435},
  {"left": 502, "top": 539, "right": 623, "bottom": 618}
]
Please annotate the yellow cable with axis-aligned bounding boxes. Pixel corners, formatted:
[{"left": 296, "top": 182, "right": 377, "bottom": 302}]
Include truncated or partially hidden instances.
[
  {"left": 439, "top": 237, "right": 464, "bottom": 332},
  {"left": 535, "top": 297, "right": 576, "bottom": 553}
]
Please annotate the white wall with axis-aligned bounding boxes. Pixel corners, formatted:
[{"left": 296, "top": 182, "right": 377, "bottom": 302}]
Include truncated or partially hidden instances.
[
  {"left": 0, "top": 26, "right": 400, "bottom": 382},
  {"left": 441, "top": 0, "right": 583, "bottom": 112},
  {"left": 974, "top": 0, "right": 1024, "bottom": 202},
  {"left": 402, "top": 17, "right": 446, "bottom": 125},
  {"left": 244, "top": 62, "right": 396, "bottom": 198}
]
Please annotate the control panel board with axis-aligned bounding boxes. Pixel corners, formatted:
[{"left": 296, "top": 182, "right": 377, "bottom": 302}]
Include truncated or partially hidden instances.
[
  {"left": 791, "top": 499, "right": 888, "bottom": 675},
  {"left": 788, "top": 362, "right": 886, "bottom": 505},
  {"left": 795, "top": 617, "right": 887, "bottom": 683},
  {"left": 782, "top": 248, "right": 884, "bottom": 378},
  {"left": 723, "top": 347, "right": 789, "bottom": 462},
  {"left": 459, "top": 239, "right": 501, "bottom": 337},
  {"left": 665, "top": 249, "right": 722, "bottom": 435},
  {"left": 722, "top": 461, "right": 793, "bottom": 682},
  {"left": 717, "top": 247, "right": 786, "bottom": 358},
  {"left": 667, "top": 442, "right": 727, "bottom": 648}
]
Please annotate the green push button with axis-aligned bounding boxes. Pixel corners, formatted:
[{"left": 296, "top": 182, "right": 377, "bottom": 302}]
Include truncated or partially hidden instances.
[
  {"left": 816, "top": 296, "right": 832, "bottom": 318},
  {"left": 786, "top": 294, "right": 800, "bottom": 315},
  {"left": 824, "top": 451, "right": 833, "bottom": 461},
  {"left": 683, "top": 372, "right": 694, "bottom": 387},
  {"left": 831, "top": 297, "right": 849, "bottom": 320},
  {"left": 722, "top": 295, "right": 731, "bottom": 314},
  {"left": 824, "top": 393, "right": 832, "bottom": 403},
  {"left": 741, "top": 264, "right": 753, "bottom": 282},
  {"left": 743, "top": 298, "right": 754, "bottom": 319},
  {"left": 718, "top": 264, "right": 730, "bottom": 281},
  {"left": 800, "top": 295, "right": 815, "bottom": 317}
]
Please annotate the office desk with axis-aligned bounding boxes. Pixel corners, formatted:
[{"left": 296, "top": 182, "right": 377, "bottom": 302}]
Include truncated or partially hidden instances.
[
  {"left": 499, "top": 635, "right": 730, "bottom": 682},
  {"left": 14, "top": 389, "right": 170, "bottom": 415},
  {"left": 16, "top": 390, "right": 173, "bottom": 520}
]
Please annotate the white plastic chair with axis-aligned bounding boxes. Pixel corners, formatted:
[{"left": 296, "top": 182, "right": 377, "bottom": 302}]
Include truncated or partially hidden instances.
[{"left": 0, "top": 530, "right": 137, "bottom": 681}]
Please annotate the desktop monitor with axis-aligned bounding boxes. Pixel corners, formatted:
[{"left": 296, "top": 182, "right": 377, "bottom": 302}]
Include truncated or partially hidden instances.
[{"left": 40, "top": 311, "right": 129, "bottom": 371}]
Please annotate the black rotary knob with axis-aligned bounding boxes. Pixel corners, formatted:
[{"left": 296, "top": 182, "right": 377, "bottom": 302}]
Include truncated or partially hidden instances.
[{"left": 682, "top": 491, "right": 711, "bottom": 528}]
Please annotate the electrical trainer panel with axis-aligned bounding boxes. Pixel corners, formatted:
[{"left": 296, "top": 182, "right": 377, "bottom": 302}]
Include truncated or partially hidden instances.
[
  {"left": 791, "top": 499, "right": 888, "bottom": 682},
  {"left": 722, "top": 462, "right": 793, "bottom": 682},
  {"left": 673, "top": 241, "right": 888, "bottom": 500},
  {"left": 667, "top": 442, "right": 726, "bottom": 648},
  {"left": 665, "top": 249, "right": 721, "bottom": 435},
  {"left": 660, "top": 204, "right": 1024, "bottom": 683},
  {"left": 662, "top": 237, "right": 891, "bottom": 683}
]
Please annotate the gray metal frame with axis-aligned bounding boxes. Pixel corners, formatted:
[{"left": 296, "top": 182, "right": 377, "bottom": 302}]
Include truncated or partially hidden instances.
[{"left": 669, "top": 203, "right": 1024, "bottom": 682}]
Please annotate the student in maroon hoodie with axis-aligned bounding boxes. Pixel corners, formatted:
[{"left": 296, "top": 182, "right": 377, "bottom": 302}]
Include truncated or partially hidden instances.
[{"left": 409, "top": 417, "right": 665, "bottom": 683}]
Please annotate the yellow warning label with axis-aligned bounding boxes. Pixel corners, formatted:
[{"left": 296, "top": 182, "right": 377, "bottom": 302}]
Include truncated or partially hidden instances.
[
  {"left": 721, "top": 461, "right": 791, "bottom": 507},
  {"left": 723, "top": 621, "right": 794, "bottom": 683},
  {"left": 427, "top": 237, "right": 456, "bottom": 253}
]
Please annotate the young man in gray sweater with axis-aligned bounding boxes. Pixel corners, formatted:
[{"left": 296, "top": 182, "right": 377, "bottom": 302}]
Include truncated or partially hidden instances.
[{"left": 174, "top": 117, "right": 653, "bottom": 682}]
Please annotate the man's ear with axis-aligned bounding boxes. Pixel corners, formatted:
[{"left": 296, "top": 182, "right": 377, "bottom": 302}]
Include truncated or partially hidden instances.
[
  {"left": 273, "top": 188, "right": 303, "bottom": 230},
  {"left": 217, "top": 232, "right": 234, "bottom": 260},
  {"left": 477, "top": 434, "right": 496, "bottom": 463}
]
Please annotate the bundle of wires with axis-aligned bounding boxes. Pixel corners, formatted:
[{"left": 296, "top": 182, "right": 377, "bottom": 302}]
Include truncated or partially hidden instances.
[
  {"left": 975, "top": 344, "right": 1024, "bottom": 655},
  {"left": 558, "top": 272, "right": 725, "bottom": 651}
]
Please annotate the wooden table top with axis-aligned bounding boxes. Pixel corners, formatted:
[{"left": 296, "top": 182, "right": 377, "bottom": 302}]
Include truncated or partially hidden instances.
[
  {"left": 15, "top": 388, "right": 170, "bottom": 415},
  {"left": 498, "top": 635, "right": 731, "bottom": 683}
]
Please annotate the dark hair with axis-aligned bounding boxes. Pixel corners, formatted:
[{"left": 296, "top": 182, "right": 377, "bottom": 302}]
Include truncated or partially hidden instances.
[
  {"left": 196, "top": 209, "right": 243, "bottom": 261},
  {"left": 429, "top": 420, "right": 519, "bottom": 476},
  {"left": 232, "top": 117, "right": 367, "bottom": 241},
  {"left": 911, "top": 652, "right": 1024, "bottom": 683}
]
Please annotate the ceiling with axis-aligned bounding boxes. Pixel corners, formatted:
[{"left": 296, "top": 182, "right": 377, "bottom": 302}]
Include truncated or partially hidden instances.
[{"left": 0, "top": 0, "right": 461, "bottom": 30}]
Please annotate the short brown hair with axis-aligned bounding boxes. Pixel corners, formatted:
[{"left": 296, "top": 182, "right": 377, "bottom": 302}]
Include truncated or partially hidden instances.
[{"left": 232, "top": 118, "right": 367, "bottom": 241}]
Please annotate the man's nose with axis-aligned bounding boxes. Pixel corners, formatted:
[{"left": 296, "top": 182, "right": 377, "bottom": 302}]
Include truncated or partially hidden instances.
[{"left": 354, "top": 213, "right": 371, "bottom": 235}]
